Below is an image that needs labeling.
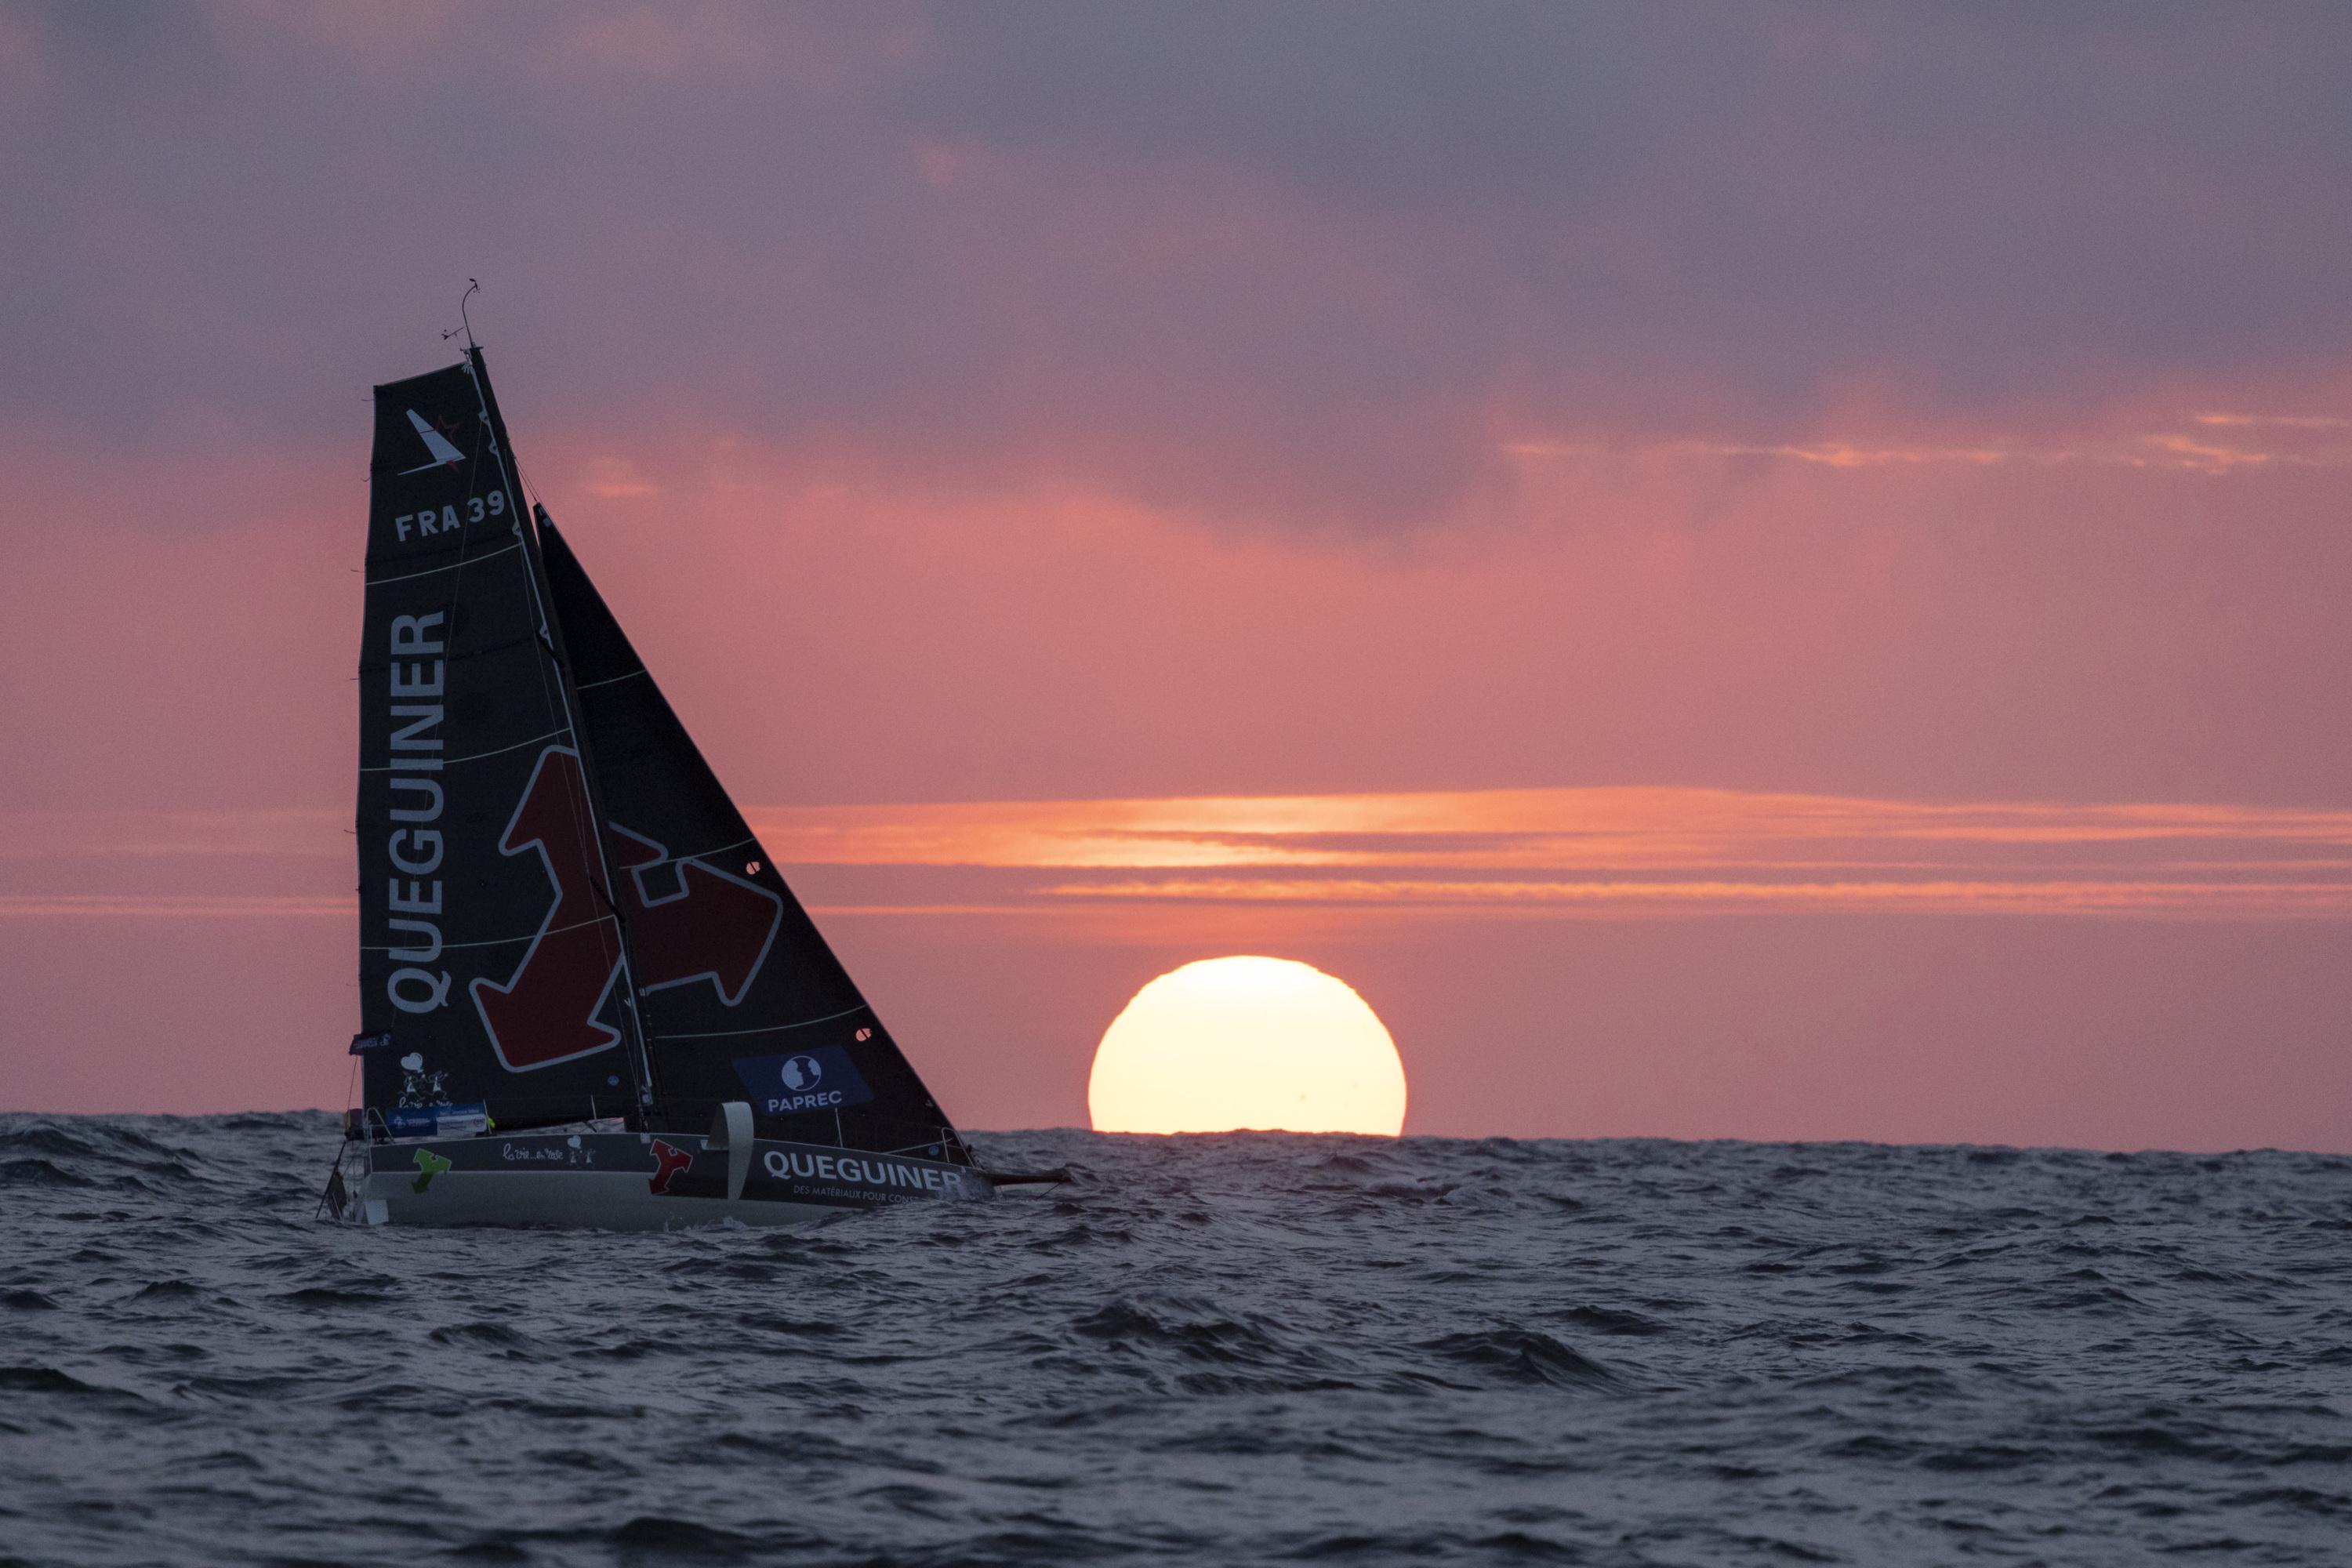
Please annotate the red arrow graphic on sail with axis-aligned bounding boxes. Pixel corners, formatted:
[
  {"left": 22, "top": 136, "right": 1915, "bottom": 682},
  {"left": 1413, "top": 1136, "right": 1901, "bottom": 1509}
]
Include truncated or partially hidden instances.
[
  {"left": 608, "top": 824, "right": 782, "bottom": 1005},
  {"left": 470, "top": 747, "right": 625, "bottom": 1071}
]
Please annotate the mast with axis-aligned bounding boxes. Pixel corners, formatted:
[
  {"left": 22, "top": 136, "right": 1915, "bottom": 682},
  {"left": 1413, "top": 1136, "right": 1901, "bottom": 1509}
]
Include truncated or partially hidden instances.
[{"left": 461, "top": 346, "right": 661, "bottom": 1119}]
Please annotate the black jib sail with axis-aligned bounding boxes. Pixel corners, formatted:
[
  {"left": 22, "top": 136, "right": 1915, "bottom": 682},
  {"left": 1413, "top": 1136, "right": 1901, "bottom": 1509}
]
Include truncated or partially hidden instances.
[
  {"left": 357, "top": 351, "right": 652, "bottom": 1131},
  {"left": 535, "top": 517, "right": 970, "bottom": 1163},
  {"left": 357, "top": 350, "right": 967, "bottom": 1163}
]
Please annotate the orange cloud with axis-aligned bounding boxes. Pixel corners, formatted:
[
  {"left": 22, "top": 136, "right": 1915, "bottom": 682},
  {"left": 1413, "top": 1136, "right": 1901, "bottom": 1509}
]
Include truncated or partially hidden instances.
[
  {"left": 1508, "top": 430, "right": 2351, "bottom": 476},
  {"left": 742, "top": 787, "right": 2352, "bottom": 872},
  {"left": 2191, "top": 413, "right": 2350, "bottom": 430},
  {"left": 0, "top": 893, "right": 350, "bottom": 919},
  {"left": 16, "top": 787, "right": 2350, "bottom": 924},
  {"left": 1035, "top": 876, "right": 2352, "bottom": 920}
]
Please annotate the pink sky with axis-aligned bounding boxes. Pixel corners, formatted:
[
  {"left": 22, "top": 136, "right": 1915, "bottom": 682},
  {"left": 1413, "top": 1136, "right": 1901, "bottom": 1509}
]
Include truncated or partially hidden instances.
[{"left": 3, "top": 4, "right": 2350, "bottom": 1149}]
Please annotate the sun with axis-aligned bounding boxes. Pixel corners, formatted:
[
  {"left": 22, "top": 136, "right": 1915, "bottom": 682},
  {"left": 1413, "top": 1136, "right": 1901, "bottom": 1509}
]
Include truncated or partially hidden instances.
[{"left": 1087, "top": 956, "right": 1407, "bottom": 1136}]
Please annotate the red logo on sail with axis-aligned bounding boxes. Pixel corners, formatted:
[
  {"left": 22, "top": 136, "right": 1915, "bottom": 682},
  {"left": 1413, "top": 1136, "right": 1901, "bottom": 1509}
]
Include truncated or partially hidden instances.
[
  {"left": 472, "top": 746, "right": 786, "bottom": 1073},
  {"left": 610, "top": 825, "right": 783, "bottom": 1005},
  {"left": 470, "top": 748, "right": 625, "bottom": 1071},
  {"left": 398, "top": 408, "right": 469, "bottom": 474}
]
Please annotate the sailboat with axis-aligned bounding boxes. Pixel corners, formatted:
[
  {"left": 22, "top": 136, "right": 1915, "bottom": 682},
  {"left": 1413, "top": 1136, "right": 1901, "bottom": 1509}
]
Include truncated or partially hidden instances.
[{"left": 325, "top": 347, "right": 1047, "bottom": 1228}]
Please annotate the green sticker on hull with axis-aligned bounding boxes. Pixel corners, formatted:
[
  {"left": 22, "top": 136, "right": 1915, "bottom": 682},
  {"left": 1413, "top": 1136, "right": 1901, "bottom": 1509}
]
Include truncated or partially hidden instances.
[{"left": 411, "top": 1149, "right": 453, "bottom": 1193}]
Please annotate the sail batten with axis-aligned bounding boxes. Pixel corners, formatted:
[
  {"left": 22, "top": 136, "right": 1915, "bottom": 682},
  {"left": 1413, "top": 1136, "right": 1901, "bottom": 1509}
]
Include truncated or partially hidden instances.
[{"left": 652, "top": 1016, "right": 868, "bottom": 1040}]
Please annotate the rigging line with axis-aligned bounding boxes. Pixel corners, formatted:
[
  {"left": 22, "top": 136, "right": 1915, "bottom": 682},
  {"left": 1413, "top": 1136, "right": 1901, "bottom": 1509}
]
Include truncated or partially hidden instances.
[
  {"left": 470, "top": 365, "right": 648, "bottom": 1106},
  {"left": 572, "top": 668, "right": 648, "bottom": 691},
  {"left": 461, "top": 376, "right": 575, "bottom": 795},
  {"left": 650, "top": 1006, "right": 869, "bottom": 1042},
  {"left": 467, "top": 401, "right": 622, "bottom": 1000},
  {"left": 499, "top": 448, "right": 597, "bottom": 876},
  {"left": 515, "top": 508, "right": 635, "bottom": 1026},
  {"left": 529, "top": 599, "right": 629, "bottom": 984},
  {"left": 465, "top": 390, "right": 572, "bottom": 748},
  {"left": 358, "top": 724, "right": 570, "bottom": 772}
]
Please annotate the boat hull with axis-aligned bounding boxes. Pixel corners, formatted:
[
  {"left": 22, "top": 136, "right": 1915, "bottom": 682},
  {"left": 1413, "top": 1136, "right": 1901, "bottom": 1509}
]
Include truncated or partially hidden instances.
[{"left": 333, "top": 1129, "right": 989, "bottom": 1230}]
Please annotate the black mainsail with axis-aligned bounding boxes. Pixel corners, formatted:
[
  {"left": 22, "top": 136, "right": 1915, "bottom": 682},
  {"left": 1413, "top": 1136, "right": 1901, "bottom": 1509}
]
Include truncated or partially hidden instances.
[
  {"left": 358, "top": 350, "right": 967, "bottom": 1163},
  {"left": 358, "top": 352, "right": 648, "bottom": 1130}
]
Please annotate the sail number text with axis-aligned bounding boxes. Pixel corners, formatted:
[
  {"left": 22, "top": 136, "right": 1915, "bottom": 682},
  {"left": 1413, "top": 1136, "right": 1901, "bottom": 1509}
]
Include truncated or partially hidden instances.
[{"left": 394, "top": 489, "right": 505, "bottom": 543}]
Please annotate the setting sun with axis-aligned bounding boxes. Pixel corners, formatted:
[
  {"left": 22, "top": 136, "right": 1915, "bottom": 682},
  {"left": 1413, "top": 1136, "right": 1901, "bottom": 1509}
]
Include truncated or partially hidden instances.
[{"left": 1087, "top": 956, "right": 1408, "bottom": 1135}]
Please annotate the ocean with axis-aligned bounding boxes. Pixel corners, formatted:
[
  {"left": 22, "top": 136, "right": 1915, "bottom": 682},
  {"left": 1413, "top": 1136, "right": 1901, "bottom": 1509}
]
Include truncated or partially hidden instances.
[{"left": 2, "top": 1115, "right": 2347, "bottom": 1566}]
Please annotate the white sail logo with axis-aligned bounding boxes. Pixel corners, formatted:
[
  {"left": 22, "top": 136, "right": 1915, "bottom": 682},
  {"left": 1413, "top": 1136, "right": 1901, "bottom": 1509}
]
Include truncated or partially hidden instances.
[{"left": 399, "top": 408, "right": 467, "bottom": 474}]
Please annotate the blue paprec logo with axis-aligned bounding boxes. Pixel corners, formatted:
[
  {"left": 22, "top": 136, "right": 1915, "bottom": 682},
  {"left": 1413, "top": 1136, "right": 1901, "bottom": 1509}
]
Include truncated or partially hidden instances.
[{"left": 731, "top": 1046, "right": 872, "bottom": 1116}]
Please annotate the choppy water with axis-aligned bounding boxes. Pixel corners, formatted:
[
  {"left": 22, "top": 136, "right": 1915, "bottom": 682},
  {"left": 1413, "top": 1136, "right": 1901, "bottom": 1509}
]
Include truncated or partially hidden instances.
[{"left": 2, "top": 1116, "right": 2349, "bottom": 1566}]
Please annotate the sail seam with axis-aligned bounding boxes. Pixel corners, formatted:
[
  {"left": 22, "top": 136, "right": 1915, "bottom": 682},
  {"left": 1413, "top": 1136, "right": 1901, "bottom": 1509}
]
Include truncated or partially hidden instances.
[
  {"left": 651, "top": 1005, "right": 868, "bottom": 1041},
  {"left": 359, "top": 911, "right": 619, "bottom": 953},
  {"left": 573, "top": 669, "right": 648, "bottom": 691},
  {"left": 358, "top": 725, "right": 572, "bottom": 772},
  {"left": 365, "top": 538, "right": 522, "bottom": 584}
]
